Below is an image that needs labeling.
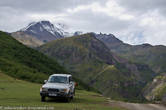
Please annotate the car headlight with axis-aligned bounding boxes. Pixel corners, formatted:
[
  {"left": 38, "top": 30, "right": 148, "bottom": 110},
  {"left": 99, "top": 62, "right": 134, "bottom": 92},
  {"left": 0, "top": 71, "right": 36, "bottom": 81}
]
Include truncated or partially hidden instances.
[
  {"left": 40, "top": 87, "right": 47, "bottom": 92},
  {"left": 61, "top": 88, "right": 68, "bottom": 93}
]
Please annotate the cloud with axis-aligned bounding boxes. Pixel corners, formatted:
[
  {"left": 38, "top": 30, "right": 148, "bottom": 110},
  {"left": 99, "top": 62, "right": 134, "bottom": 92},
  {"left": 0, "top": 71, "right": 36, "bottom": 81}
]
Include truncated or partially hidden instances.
[
  {"left": 0, "top": 0, "right": 107, "bottom": 14},
  {"left": 63, "top": 3, "right": 132, "bottom": 33},
  {"left": 117, "top": 0, "right": 166, "bottom": 15},
  {"left": 0, "top": 0, "right": 166, "bottom": 45},
  {"left": 114, "top": 0, "right": 166, "bottom": 45},
  {"left": 0, "top": 0, "right": 107, "bottom": 32}
]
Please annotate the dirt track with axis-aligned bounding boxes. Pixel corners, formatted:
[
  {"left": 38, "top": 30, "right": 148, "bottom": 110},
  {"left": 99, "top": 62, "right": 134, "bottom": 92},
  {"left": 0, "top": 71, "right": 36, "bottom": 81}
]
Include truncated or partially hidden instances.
[{"left": 108, "top": 100, "right": 166, "bottom": 110}]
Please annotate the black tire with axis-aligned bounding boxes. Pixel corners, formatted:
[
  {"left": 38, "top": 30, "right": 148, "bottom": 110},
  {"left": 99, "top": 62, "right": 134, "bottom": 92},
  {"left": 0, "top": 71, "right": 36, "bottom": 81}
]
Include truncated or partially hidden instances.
[
  {"left": 41, "top": 96, "right": 46, "bottom": 102},
  {"left": 64, "top": 97, "right": 70, "bottom": 102},
  {"left": 71, "top": 96, "right": 74, "bottom": 100}
]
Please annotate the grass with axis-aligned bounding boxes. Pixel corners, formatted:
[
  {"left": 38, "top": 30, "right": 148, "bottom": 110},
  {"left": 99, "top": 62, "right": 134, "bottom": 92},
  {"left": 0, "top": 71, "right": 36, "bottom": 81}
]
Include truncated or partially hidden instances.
[
  {"left": 0, "top": 72, "right": 126, "bottom": 110},
  {"left": 0, "top": 31, "right": 67, "bottom": 83}
]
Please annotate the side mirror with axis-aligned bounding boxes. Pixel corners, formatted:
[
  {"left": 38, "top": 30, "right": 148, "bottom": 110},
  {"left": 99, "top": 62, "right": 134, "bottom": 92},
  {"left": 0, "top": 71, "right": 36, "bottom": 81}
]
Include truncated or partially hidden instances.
[{"left": 44, "top": 80, "right": 47, "bottom": 83}]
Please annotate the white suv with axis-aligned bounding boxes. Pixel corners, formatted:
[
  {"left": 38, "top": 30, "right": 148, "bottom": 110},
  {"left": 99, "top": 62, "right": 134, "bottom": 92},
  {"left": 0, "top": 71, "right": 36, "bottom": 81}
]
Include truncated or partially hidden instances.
[{"left": 40, "top": 74, "right": 76, "bottom": 102}]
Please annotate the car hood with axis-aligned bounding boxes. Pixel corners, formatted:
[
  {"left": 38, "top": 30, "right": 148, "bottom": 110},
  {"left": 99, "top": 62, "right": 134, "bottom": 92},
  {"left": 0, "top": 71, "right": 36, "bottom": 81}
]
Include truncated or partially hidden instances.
[{"left": 42, "top": 83, "right": 69, "bottom": 89}]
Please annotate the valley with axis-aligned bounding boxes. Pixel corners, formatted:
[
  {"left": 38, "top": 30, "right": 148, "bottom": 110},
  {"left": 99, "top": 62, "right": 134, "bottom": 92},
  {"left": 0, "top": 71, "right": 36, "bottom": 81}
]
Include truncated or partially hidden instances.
[
  {"left": 0, "top": 19, "right": 166, "bottom": 109},
  {"left": 1, "top": 0, "right": 166, "bottom": 109},
  {"left": 38, "top": 33, "right": 156, "bottom": 101}
]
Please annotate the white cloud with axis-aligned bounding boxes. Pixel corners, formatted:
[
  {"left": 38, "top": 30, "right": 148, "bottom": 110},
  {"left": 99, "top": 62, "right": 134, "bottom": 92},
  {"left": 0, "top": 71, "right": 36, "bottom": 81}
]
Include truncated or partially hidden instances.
[
  {"left": 67, "top": 1, "right": 134, "bottom": 21},
  {"left": 1, "top": 0, "right": 166, "bottom": 45}
]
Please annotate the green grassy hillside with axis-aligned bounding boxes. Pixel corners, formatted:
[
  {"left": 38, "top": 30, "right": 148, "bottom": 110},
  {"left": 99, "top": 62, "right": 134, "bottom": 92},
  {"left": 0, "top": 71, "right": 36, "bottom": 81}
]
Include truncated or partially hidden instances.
[
  {"left": 0, "top": 71, "right": 127, "bottom": 110},
  {"left": 39, "top": 33, "right": 155, "bottom": 102},
  {"left": 0, "top": 31, "right": 67, "bottom": 83},
  {"left": 0, "top": 31, "right": 126, "bottom": 109}
]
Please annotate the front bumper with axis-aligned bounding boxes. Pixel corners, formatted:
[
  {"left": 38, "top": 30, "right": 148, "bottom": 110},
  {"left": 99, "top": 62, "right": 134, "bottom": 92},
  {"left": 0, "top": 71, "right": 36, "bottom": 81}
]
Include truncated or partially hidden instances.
[{"left": 40, "top": 91, "right": 69, "bottom": 98}]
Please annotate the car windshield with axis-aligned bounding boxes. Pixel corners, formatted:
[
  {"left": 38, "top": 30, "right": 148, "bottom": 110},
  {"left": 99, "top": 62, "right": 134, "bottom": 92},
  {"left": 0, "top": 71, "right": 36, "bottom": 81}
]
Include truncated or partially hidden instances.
[{"left": 48, "top": 76, "right": 68, "bottom": 83}]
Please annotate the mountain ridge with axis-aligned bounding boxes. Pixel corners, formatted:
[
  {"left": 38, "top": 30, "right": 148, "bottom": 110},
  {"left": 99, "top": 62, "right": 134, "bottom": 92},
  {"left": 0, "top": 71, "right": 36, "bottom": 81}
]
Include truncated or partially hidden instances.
[
  {"left": 94, "top": 33, "right": 166, "bottom": 74},
  {"left": 38, "top": 33, "right": 156, "bottom": 101}
]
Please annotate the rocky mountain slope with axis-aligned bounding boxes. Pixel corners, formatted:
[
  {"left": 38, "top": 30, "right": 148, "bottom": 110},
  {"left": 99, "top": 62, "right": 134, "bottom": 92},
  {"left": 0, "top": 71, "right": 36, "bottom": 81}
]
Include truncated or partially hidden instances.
[
  {"left": 95, "top": 33, "right": 166, "bottom": 103},
  {"left": 38, "top": 33, "right": 156, "bottom": 101},
  {"left": 95, "top": 33, "right": 166, "bottom": 74},
  {"left": 11, "top": 31, "right": 44, "bottom": 47},
  {"left": 95, "top": 33, "right": 126, "bottom": 50},
  {"left": 143, "top": 74, "right": 166, "bottom": 104}
]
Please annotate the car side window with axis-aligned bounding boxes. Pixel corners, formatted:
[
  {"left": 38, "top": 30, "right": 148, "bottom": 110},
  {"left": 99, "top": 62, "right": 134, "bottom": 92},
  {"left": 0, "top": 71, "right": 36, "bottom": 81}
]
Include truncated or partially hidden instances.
[{"left": 69, "top": 76, "right": 73, "bottom": 83}]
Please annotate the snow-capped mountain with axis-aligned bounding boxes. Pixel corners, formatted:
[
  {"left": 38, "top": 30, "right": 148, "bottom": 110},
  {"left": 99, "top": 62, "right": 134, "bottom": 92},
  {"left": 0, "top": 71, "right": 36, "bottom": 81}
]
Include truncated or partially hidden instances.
[
  {"left": 12, "top": 20, "right": 85, "bottom": 47},
  {"left": 20, "top": 21, "right": 66, "bottom": 42}
]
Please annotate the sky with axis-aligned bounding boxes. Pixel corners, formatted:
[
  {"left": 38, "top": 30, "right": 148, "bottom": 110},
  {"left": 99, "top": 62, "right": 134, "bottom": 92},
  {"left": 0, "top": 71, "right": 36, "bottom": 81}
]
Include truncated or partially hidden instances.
[{"left": 0, "top": 0, "right": 166, "bottom": 45}]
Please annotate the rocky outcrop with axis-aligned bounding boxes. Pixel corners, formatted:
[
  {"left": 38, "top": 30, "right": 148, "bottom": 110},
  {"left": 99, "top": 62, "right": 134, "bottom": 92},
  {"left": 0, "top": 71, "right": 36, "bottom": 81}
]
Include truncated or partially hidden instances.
[
  {"left": 144, "top": 74, "right": 166, "bottom": 104},
  {"left": 11, "top": 31, "right": 44, "bottom": 47}
]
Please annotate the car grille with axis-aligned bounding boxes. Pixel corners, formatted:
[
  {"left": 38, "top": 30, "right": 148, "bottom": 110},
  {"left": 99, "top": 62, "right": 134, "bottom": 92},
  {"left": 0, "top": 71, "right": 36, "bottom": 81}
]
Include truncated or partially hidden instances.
[{"left": 48, "top": 88, "right": 59, "bottom": 92}]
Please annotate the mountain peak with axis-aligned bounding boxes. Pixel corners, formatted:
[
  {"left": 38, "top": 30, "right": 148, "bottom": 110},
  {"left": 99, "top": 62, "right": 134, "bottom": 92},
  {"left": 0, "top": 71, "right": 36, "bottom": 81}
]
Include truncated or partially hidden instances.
[
  {"left": 21, "top": 22, "right": 37, "bottom": 31},
  {"left": 14, "top": 20, "right": 85, "bottom": 45},
  {"left": 95, "top": 33, "right": 123, "bottom": 45},
  {"left": 21, "top": 20, "right": 56, "bottom": 35},
  {"left": 19, "top": 20, "right": 64, "bottom": 42}
]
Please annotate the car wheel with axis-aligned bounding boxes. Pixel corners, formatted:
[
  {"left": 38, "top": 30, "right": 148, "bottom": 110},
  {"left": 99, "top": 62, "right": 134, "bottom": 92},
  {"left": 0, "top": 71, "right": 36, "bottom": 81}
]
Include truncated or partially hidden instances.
[
  {"left": 65, "top": 92, "right": 71, "bottom": 102},
  {"left": 64, "top": 97, "right": 70, "bottom": 102},
  {"left": 71, "top": 96, "right": 74, "bottom": 100},
  {"left": 41, "top": 96, "right": 46, "bottom": 102}
]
